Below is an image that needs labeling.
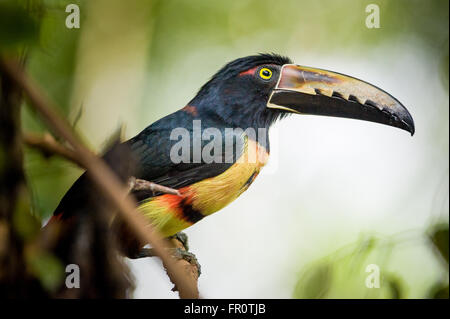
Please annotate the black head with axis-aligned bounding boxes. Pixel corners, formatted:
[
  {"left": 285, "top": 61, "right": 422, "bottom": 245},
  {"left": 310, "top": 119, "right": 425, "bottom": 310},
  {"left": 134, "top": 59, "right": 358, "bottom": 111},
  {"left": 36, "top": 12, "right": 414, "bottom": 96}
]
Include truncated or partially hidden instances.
[
  {"left": 190, "top": 53, "right": 293, "bottom": 129},
  {"left": 189, "top": 53, "right": 415, "bottom": 135}
]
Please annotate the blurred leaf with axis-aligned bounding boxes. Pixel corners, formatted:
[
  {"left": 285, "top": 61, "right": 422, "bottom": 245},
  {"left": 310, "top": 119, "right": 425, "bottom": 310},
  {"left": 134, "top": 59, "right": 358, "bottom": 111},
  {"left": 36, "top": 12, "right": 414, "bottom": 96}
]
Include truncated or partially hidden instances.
[
  {"left": 100, "top": 124, "right": 127, "bottom": 153},
  {"left": 385, "top": 274, "right": 404, "bottom": 299},
  {"left": 0, "top": 1, "right": 40, "bottom": 50},
  {"left": 293, "top": 263, "right": 332, "bottom": 299},
  {"left": 349, "top": 236, "right": 377, "bottom": 268},
  {"left": 12, "top": 187, "right": 40, "bottom": 241},
  {"left": 27, "top": 250, "right": 64, "bottom": 292},
  {"left": 430, "top": 224, "right": 449, "bottom": 265},
  {"left": 427, "top": 282, "right": 449, "bottom": 299},
  {"left": 440, "top": 41, "right": 449, "bottom": 91}
]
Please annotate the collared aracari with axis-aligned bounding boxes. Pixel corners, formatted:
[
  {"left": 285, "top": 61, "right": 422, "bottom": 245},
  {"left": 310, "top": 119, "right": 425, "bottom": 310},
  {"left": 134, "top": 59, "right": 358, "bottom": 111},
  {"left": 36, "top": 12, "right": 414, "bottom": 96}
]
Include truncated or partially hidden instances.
[{"left": 48, "top": 54, "right": 414, "bottom": 259}]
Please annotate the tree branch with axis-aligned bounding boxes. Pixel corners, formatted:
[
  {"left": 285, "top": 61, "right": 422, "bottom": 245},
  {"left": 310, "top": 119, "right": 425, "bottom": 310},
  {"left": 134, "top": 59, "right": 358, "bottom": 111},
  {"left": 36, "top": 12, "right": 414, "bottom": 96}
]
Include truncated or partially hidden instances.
[
  {"left": 128, "top": 176, "right": 180, "bottom": 196},
  {"left": 0, "top": 56, "right": 198, "bottom": 299},
  {"left": 22, "top": 132, "right": 181, "bottom": 196},
  {"left": 23, "top": 132, "right": 82, "bottom": 166}
]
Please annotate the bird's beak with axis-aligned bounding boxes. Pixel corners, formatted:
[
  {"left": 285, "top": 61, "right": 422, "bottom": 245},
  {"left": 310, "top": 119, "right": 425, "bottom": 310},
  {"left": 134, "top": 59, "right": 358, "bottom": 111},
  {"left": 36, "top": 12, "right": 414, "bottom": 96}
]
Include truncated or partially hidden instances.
[{"left": 267, "top": 64, "right": 415, "bottom": 135}]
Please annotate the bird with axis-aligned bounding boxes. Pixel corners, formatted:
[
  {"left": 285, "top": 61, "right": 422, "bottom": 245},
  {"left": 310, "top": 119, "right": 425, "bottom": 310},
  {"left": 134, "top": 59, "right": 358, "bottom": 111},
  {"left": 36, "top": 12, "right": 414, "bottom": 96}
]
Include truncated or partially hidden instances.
[{"left": 47, "top": 53, "right": 414, "bottom": 260}]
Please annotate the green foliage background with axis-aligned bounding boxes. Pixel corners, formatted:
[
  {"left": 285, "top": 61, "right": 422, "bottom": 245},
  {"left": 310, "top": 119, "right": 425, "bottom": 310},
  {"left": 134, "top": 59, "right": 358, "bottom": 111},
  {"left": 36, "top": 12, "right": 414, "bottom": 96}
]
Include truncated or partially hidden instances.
[{"left": 1, "top": 0, "right": 448, "bottom": 298}]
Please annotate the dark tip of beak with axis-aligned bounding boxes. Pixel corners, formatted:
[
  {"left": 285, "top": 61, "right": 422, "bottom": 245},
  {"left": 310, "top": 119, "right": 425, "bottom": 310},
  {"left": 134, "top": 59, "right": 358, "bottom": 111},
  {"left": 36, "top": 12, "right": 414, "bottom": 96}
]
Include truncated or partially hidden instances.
[
  {"left": 269, "top": 89, "right": 415, "bottom": 135},
  {"left": 386, "top": 104, "right": 415, "bottom": 136},
  {"left": 362, "top": 97, "right": 415, "bottom": 136}
]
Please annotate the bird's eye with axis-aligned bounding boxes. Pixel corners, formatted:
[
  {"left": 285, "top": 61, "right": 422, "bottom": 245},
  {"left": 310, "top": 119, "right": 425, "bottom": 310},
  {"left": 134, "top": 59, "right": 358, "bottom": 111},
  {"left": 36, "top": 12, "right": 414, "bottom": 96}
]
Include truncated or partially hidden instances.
[{"left": 259, "top": 68, "right": 272, "bottom": 80}]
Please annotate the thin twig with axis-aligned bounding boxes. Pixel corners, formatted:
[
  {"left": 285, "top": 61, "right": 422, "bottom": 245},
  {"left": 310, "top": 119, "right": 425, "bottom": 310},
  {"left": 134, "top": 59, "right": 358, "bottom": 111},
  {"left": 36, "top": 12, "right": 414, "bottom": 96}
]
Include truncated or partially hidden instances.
[
  {"left": 0, "top": 57, "right": 198, "bottom": 299},
  {"left": 23, "top": 132, "right": 180, "bottom": 196},
  {"left": 128, "top": 177, "right": 180, "bottom": 196},
  {"left": 23, "top": 132, "right": 83, "bottom": 167}
]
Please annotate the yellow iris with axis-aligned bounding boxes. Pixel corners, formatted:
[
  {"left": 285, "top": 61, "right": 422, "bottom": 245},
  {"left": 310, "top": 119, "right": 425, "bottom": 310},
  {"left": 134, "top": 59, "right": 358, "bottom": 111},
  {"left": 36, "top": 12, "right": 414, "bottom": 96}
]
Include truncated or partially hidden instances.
[{"left": 259, "top": 68, "right": 272, "bottom": 80}]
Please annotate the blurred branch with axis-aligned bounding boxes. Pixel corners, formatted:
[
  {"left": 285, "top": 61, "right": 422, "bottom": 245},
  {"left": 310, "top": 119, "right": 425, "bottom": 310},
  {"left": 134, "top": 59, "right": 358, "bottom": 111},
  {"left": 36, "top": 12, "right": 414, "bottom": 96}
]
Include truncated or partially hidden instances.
[
  {"left": 22, "top": 132, "right": 181, "bottom": 196},
  {"left": 169, "top": 236, "right": 200, "bottom": 294},
  {"left": 0, "top": 56, "right": 45, "bottom": 297},
  {"left": 0, "top": 56, "right": 199, "bottom": 299},
  {"left": 23, "top": 132, "right": 82, "bottom": 166}
]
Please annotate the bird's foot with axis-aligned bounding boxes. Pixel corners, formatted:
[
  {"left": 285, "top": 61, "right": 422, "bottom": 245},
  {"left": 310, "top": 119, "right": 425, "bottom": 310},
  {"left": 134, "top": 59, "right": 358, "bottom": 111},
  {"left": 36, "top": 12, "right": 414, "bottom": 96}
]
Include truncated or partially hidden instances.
[
  {"left": 131, "top": 232, "right": 201, "bottom": 277},
  {"left": 170, "top": 231, "right": 189, "bottom": 251},
  {"left": 169, "top": 232, "right": 200, "bottom": 277},
  {"left": 172, "top": 247, "right": 201, "bottom": 277}
]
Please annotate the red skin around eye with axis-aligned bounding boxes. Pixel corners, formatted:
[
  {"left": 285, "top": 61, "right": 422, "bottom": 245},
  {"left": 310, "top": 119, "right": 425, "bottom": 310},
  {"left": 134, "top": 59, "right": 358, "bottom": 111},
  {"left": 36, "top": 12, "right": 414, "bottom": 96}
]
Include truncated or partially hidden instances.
[
  {"left": 239, "top": 66, "right": 258, "bottom": 77},
  {"left": 239, "top": 64, "right": 278, "bottom": 77}
]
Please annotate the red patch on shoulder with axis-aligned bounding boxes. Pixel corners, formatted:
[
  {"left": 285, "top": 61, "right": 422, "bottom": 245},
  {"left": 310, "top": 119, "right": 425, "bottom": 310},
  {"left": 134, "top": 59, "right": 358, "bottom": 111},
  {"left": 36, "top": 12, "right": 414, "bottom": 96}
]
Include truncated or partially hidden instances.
[
  {"left": 182, "top": 105, "right": 198, "bottom": 116},
  {"left": 239, "top": 66, "right": 258, "bottom": 77},
  {"left": 159, "top": 194, "right": 182, "bottom": 210},
  {"left": 158, "top": 189, "right": 195, "bottom": 221}
]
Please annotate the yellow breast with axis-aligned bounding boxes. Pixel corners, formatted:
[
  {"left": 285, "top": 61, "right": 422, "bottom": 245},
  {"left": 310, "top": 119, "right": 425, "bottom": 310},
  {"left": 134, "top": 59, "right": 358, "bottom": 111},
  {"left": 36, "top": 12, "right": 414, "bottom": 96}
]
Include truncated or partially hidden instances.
[
  {"left": 138, "top": 136, "right": 269, "bottom": 237},
  {"left": 186, "top": 137, "right": 269, "bottom": 215}
]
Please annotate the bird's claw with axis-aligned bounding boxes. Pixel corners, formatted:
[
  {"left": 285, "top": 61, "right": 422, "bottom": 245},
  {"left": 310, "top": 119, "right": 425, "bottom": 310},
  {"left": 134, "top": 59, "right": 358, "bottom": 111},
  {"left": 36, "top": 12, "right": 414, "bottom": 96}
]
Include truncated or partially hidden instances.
[
  {"left": 172, "top": 247, "right": 201, "bottom": 277},
  {"left": 131, "top": 232, "right": 201, "bottom": 277},
  {"left": 170, "top": 232, "right": 189, "bottom": 251},
  {"left": 170, "top": 232, "right": 201, "bottom": 277}
]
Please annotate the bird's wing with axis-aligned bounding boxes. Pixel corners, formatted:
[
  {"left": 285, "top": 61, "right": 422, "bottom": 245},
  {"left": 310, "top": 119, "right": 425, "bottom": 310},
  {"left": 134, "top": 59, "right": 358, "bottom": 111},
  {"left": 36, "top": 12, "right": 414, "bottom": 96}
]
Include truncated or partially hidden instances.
[
  {"left": 126, "top": 126, "right": 245, "bottom": 201},
  {"left": 52, "top": 110, "right": 246, "bottom": 217}
]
